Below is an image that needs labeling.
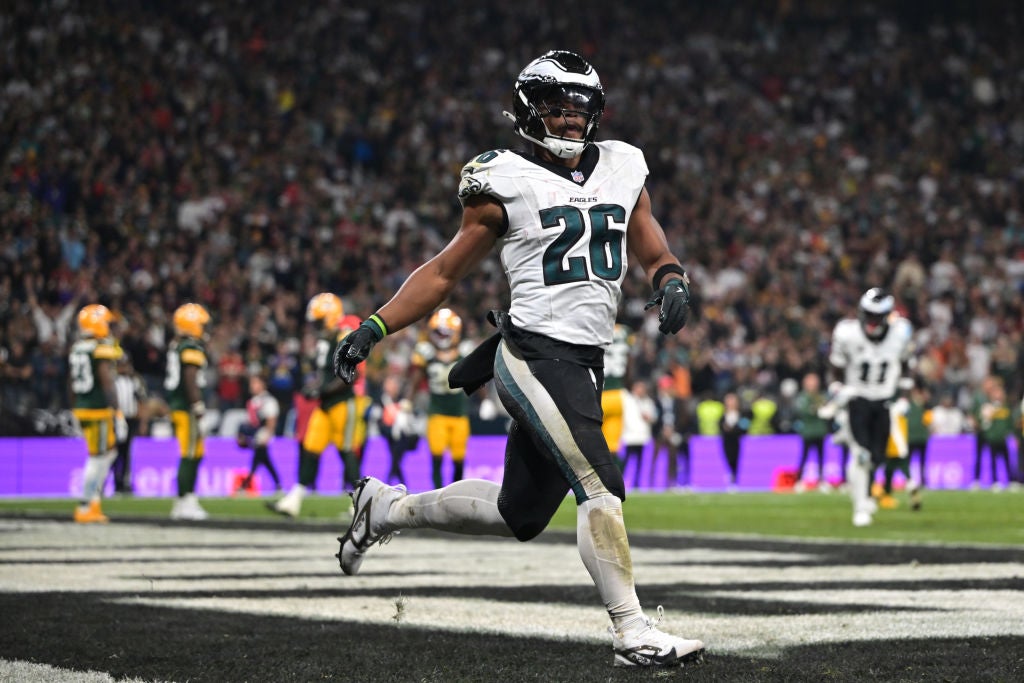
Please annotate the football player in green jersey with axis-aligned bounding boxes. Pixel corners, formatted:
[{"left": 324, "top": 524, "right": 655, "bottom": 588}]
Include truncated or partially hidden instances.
[
  {"left": 69, "top": 304, "right": 124, "bottom": 523},
  {"left": 165, "top": 303, "right": 211, "bottom": 521},
  {"left": 271, "top": 295, "right": 370, "bottom": 517},
  {"left": 409, "top": 308, "right": 474, "bottom": 488},
  {"left": 601, "top": 323, "right": 633, "bottom": 456}
]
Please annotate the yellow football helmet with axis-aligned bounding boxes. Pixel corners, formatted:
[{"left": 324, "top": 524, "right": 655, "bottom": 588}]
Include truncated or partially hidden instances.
[
  {"left": 172, "top": 303, "right": 211, "bottom": 338},
  {"left": 306, "top": 292, "right": 344, "bottom": 330},
  {"left": 78, "top": 304, "right": 117, "bottom": 338},
  {"left": 428, "top": 308, "right": 462, "bottom": 350}
]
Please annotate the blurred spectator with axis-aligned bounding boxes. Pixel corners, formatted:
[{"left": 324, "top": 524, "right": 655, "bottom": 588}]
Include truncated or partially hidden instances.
[
  {"left": 649, "top": 378, "right": 695, "bottom": 491},
  {"left": 265, "top": 339, "right": 301, "bottom": 436},
  {"left": 793, "top": 373, "right": 830, "bottom": 492},
  {"left": 719, "top": 392, "right": 750, "bottom": 491},
  {"left": 905, "top": 384, "right": 932, "bottom": 488},
  {"left": 969, "top": 377, "right": 1017, "bottom": 491},
  {"left": 0, "top": 339, "right": 34, "bottom": 415},
  {"left": 772, "top": 378, "right": 799, "bottom": 435},
  {"left": 30, "top": 340, "right": 65, "bottom": 413},
  {"left": 216, "top": 342, "right": 247, "bottom": 411},
  {"left": 111, "top": 353, "right": 147, "bottom": 495},
  {"left": 237, "top": 373, "right": 282, "bottom": 494},
  {"left": 929, "top": 391, "right": 967, "bottom": 436},
  {"left": 620, "top": 380, "right": 656, "bottom": 489},
  {"left": 375, "top": 376, "right": 419, "bottom": 487},
  {"left": 24, "top": 279, "right": 83, "bottom": 352}
]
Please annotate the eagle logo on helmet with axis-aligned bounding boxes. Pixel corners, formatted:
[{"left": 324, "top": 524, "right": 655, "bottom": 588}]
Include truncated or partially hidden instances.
[
  {"left": 503, "top": 50, "right": 605, "bottom": 160},
  {"left": 78, "top": 304, "right": 118, "bottom": 339},
  {"left": 306, "top": 293, "right": 344, "bottom": 331},
  {"left": 428, "top": 308, "right": 463, "bottom": 350},
  {"left": 173, "top": 303, "right": 211, "bottom": 339},
  {"left": 858, "top": 287, "right": 895, "bottom": 340}
]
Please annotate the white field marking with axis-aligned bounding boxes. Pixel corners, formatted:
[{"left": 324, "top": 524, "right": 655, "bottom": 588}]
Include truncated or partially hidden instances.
[
  {"left": 0, "top": 659, "right": 144, "bottom": 683},
  {"left": 2, "top": 520, "right": 1023, "bottom": 657}
]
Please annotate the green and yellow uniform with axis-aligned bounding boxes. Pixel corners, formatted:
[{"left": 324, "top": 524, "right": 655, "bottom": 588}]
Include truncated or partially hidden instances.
[
  {"left": 69, "top": 337, "right": 123, "bottom": 456},
  {"left": 303, "top": 329, "right": 371, "bottom": 455},
  {"left": 413, "top": 340, "right": 472, "bottom": 465},
  {"left": 600, "top": 325, "right": 632, "bottom": 452},
  {"left": 165, "top": 337, "right": 208, "bottom": 459}
]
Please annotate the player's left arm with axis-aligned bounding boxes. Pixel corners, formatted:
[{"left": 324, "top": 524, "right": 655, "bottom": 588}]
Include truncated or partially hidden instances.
[
  {"left": 96, "top": 358, "right": 119, "bottom": 411},
  {"left": 896, "top": 321, "right": 916, "bottom": 390},
  {"left": 627, "top": 188, "right": 691, "bottom": 334},
  {"left": 627, "top": 187, "right": 685, "bottom": 288},
  {"left": 182, "top": 364, "right": 204, "bottom": 416}
]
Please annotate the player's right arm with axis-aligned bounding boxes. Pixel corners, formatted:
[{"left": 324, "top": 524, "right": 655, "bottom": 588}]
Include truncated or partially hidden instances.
[
  {"left": 375, "top": 195, "right": 502, "bottom": 334},
  {"left": 333, "top": 154, "right": 506, "bottom": 384},
  {"left": 827, "top": 322, "right": 850, "bottom": 386}
]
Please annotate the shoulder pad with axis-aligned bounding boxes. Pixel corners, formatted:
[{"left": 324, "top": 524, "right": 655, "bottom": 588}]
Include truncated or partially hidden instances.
[
  {"left": 181, "top": 347, "right": 207, "bottom": 367},
  {"left": 594, "top": 140, "right": 649, "bottom": 175},
  {"left": 458, "top": 149, "right": 514, "bottom": 202},
  {"left": 833, "top": 318, "right": 860, "bottom": 340},
  {"left": 93, "top": 342, "right": 123, "bottom": 361},
  {"left": 412, "top": 340, "right": 435, "bottom": 365},
  {"left": 893, "top": 317, "right": 913, "bottom": 339}
]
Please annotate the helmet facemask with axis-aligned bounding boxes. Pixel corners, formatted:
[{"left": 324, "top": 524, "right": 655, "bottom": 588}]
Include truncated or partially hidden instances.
[{"left": 505, "top": 50, "right": 605, "bottom": 159}]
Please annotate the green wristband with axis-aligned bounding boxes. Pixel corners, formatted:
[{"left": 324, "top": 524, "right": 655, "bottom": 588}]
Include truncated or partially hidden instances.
[{"left": 365, "top": 314, "right": 388, "bottom": 341}]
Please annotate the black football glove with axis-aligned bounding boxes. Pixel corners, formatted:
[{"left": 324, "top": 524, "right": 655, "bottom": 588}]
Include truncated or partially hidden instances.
[
  {"left": 645, "top": 276, "right": 691, "bottom": 335},
  {"left": 332, "top": 322, "right": 383, "bottom": 384}
]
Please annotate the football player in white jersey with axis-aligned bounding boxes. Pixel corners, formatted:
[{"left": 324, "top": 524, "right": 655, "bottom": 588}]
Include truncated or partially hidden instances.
[
  {"left": 332, "top": 50, "right": 704, "bottom": 668},
  {"left": 827, "top": 288, "right": 914, "bottom": 527}
]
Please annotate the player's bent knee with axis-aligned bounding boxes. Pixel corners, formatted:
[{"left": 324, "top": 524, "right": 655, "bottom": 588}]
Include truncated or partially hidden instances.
[
  {"left": 497, "top": 500, "right": 552, "bottom": 542},
  {"left": 510, "top": 521, "right": 547, "bottom": 542}
]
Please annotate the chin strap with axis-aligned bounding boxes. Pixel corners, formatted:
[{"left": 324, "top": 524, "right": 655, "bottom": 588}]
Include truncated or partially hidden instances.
[{"left": 505, "top": 110, "right": 587, "bottom": 159}]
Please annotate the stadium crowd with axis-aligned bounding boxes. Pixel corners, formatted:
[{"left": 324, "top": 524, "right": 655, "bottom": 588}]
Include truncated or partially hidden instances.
[{"left": 2, "top": 0, "right": 1023, "bottom": 454}]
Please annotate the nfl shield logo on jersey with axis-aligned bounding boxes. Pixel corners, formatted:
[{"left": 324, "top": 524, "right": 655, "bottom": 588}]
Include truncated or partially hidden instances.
[{"left": 572, "top": 170, "right": 585, "bottom": 183}]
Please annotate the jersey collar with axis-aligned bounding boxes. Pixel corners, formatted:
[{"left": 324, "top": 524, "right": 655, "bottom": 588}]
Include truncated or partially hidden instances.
[{"left": 516, "top": 144, "right": 600, "bottom": 186}]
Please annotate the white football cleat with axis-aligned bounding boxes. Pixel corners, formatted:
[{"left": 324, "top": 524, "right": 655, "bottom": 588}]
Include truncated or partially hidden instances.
[
  {"left": 171, "top": 494, "right": 209, "bottom": 521},
  {"left": 852, "top": 510, "right": 873, "bottom": 527},
  {"left": 336, "top": 477, "right": 406, "bottom": 576},
  {"left": 610, "top": 607, "right": 705, "bottom": 668},
  {"left": 268, "top": 485, "right": 304, "bottom": 518}
]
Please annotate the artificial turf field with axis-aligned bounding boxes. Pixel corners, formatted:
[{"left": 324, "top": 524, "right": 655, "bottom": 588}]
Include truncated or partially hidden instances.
[{"left": 1, "top": 489, "right": 1022, "bottom": 682}]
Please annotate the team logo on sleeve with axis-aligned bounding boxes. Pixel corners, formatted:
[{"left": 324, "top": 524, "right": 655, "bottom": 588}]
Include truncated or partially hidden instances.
[{"left": 458, "top": 175, "right": 483, "bottom": 199}]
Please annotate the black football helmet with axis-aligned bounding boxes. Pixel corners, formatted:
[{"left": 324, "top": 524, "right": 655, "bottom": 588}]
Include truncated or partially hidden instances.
[
  {"left": 503, "top": 50, "right": 605, "bottom": 159},
  {"left": 858, "top": 287, "right": 894, "bottom": 339}
]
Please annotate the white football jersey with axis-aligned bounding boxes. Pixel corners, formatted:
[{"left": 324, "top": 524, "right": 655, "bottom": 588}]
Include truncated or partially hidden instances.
[
  {"left": 458, "top": 141, "right": 648, "bottom": 347},
  {"left": 829, "top": 317, "right": 913, "bottom": 401}
]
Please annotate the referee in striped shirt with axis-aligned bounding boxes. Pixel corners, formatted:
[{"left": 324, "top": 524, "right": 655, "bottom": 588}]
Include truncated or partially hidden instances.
[{"left": 112, "top": 353, "right": 146, "bottom": 494}]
